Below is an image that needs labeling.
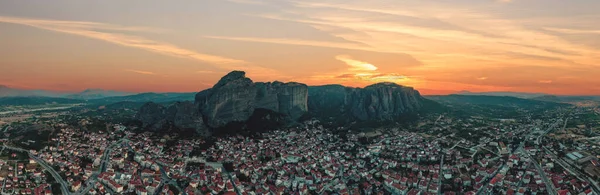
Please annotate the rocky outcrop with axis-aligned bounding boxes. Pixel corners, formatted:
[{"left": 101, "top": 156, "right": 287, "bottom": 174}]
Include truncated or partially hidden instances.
[
  {"left": 166, "top": 101, "right": 209, "bottom": 136},
  {"left": 136, "top": 102, "right": 168, "bottom": 131},
  {"left": 137, "top": 70, "right": 427, "bottom": 135},
  {"left": 136, "top": 101, "right": 208, "bottom": 135},
  {"left": 196, "top": 71, "right": 308, "bottom": 128},
  {"left": 255, "top": 81, "right": 308, "bottom": 120},
  {"left": 346, "top": 83, "right": 423, "bottom": 120},
  {"left": 308, "top": 82, "right": 424, "bottom": 121},
  {"left": 197, "top": 71, "right": 258, "bottom": 128}
]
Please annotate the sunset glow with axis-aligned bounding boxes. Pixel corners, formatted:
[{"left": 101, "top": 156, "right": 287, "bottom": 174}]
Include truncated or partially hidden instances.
[{"left": 0, "top": 0, "right": 599, "bottom": 95}]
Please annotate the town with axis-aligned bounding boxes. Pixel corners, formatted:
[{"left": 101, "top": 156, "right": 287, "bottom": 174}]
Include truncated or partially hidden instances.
[{"left": 0, "top": 105, "right": 598, "bottom": 195}]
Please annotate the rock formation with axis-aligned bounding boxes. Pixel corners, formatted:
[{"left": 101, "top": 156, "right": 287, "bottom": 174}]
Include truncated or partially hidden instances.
[
  {"left": 136, "top": 101, "right": 208, "bottom": 135},
  {"left": 196, "top": 71, "right": 308, "bottom": 128},
  {"left": 137, "top": 70, "right": 428, "bottom": 135},
  {"left": 346, "top": 82, "right": 423, "bottom": 120},
  {"left": 308, "top": 82, "right": 424, "bottom": 121},
  {"left": 254, "top": 81, "right": 308, "bottom": 120},
  {"left": 196, "top": 71, "right": 258, "bottom": 128},
  {"left": 136, "top": 102, "right": 168, "bottom": 131}
]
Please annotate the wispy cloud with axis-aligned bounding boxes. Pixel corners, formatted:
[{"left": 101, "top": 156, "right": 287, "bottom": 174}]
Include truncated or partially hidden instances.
[
  {"left": 214, "top": 0, "right": 600, "bottom": 71},
  {"left": 311, "top": 54, "right": 410, "bottom": 86},
  {"left": 212, "top": 0, "right": 600, "bottom": 93},
  {"left": 369, "top": 73, "right": 408, "bottom": 81},
  {"left": 0, "top": 16, "right": 245, "bottom": 65},
  {"left": 0, "top": 16, "right": 291, "bottom": 80},
  {"left": 544, "top": 27, "right": 600, "bottom": 35},
  {"left": 204, "top": 35, "right": 374, "bottom": 52},
  {"left": 196, "top": 70, "right": 219, "bottom": 74},
  {"left": 226, "top": 0, "right": 266, "bottom": 5},
  {"left": 125, "top": 69, "right": 156, "bottom": 75},
  {"left": 538, "top": 80, "right": 553, "bottom": 84},
  {"left": 335, "top": 55, "right": 378, "bottom": 71}
]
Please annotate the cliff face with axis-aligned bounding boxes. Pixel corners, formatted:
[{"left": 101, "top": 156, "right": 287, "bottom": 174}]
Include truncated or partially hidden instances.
[
  {"left": 136, "top": 102, "right": 168, "bottom": 131},
  {"left": 197, "top": 71, "right": 258, "bottom": 128},
  {"left": 136, "top": 101, "right": 208, "bottom": 135},
  {"left": 255, "top": 81, "right": 308, "bottom": 120},
  {"left": 308, "top": 82, "right": 424, "bottom": 121},
  {"left": 166, "top": 101, "right": 209, "bottom": 136},
  {"left": 196, "top": 71, "right": 308, "bottom": 128},
  {"left": 137, "top": 71, "right": 427, "bottom": 135},
  {"left": 347, "top": 83, "right": 423, "bottom": 120}
]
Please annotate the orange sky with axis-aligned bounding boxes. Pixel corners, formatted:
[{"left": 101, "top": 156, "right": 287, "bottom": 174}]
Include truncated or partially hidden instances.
[{"left": 0, "top": 0, "right": 599, "bottom": 95}]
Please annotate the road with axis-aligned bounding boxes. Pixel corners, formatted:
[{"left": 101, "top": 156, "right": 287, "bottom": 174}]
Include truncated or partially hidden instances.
[
  {"left": 434, "top": 114, "right": 444, "bottom": 126},
  {"left": 523, "top": 148, "right": 556, "bottom": 195},
  {"left": 0, "top": 104, "right": 82, "bottom": 115},
  {"left": 576, "top": 136, "right": 600, "bottom": 141},
  {"left": 1, "top": 125, "right": 9, "bottom": 133},
  {"left": 476, "top": 120, "right": 561, "bottom": 195},
  {"left": 523, "top": 120, "right": 561, "bottom": 195},
  {"left": 2, "top": 144, "right": 71, "bottom": 195},
  {"left": 543, "top": 147, "right": 600, "bottom": 194},
  {"left": 117, "top": 139, "right": 187, "bottom": 195},
  {"left": 74, "top": 138, "right": 126, "bottom": 195},
  {"left": 437, "top": 152, "right": 444, "bottom": 195}
]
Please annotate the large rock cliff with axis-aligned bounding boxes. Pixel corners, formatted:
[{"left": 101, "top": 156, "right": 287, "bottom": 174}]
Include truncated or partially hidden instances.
[
  {"left": 347, "top": 83, "right": 423, "bottom": 120},
  {"left": 136, "top": 102, "right": 168, "bottom": 131},
  {"left": 254, "top": 81, "right": 308, "bottom": 120},
  {"left": 196, "top": 71, "right": 258, "bottom": 128},
  {"left": 308, "top": 82, "right": 425, "bottom": 121},
  {"left": 136, "top": 101, "right": 208, "bottom": 135},
  {"left": 136, "top": 71, "right": 428, "bottom": 135},
  {"left": 196, "top": 71, "right": 308, "bottom": 128}
]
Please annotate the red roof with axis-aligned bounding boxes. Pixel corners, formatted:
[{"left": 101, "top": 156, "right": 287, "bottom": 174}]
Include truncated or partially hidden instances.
[{"left": 557, "top": 190, "right": 570, "bottom": 195}]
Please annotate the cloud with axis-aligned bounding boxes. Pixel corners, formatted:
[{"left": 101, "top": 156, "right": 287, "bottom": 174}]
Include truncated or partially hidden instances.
[
  {"left": 226, "top": 0, "right": 266, "bottom": 5},
  {"left": 335, "top": 74, "right": 356, "bottom": 79},
  {"left": 369, "top": 73, "right": 408, "bottom": 81},
  {"left": 335, "top": 55, "right": 378, "bottom": 71},
  {"left": 315, "top": 54, "right": 410, "bottom": 85},
  {"left": 0, "top": 16, "right": 291, "bottom": 80},
  {"left": 204, "top": 35, "right": 374, "bottom": 52},
  {"left": 544, "top": 27, "right": 600, "bottom": 35},
  {"left": 0, "top": 16, "right": 245, "bottom": 65},
  {"left": 477, "top": 77, "right": 488, "bottom": 80},
  {"left": 235, "top": 0, "right": 600, "bottom": 71},
  {"left": 125, "top": 69, "right": 156, "bottom": 75},
  {"left": 538, "top": 80, "right": 553, "bottom": 84},
  {"left": 196, "top": 70, "right": 219, "bottom": 74},
  {"left": 497, "top": 0, "right": 513, "bottom": 3}
]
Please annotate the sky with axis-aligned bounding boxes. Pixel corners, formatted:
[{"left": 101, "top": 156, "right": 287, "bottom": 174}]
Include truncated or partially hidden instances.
[{"left": 0, "top": 0, "right": 599, "bottom": 95}]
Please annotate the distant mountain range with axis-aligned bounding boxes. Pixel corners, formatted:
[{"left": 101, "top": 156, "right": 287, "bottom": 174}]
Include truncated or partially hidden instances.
[
  {"left": 457, "top": 91, "right": 550, "bottom": 99},
  {"left": 66, "top": 89, "right": 134, "bottom": 100},
  {"left": 0, "top": 85, "right": 64, "bottom": 98},
  {"left": 426, "top": 94, "right": 568, "bottom": 108},
  {"left": 0, "top": 85, "right": 133, "bottom": 99},
  {"left": 456, "top": 91, "right": 600, "bottom": 103},
  {"left": 0, "top": 85, "right": 196, "bottom": 105}
]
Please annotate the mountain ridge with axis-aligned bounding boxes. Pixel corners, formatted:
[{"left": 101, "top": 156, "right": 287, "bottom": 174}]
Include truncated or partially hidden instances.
[{"left": 136, "top": 71, "right": 430, "bottom": 136}]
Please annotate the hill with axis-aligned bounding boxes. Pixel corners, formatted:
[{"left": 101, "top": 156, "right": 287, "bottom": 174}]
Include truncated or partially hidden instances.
[
  {"left": 426, "top": 95, "right": 567, "bottom": 108},
  {"left": 0, "top": 96, "right": 84, "bottom": 106},
  {"left": 65, "top": 89, "right": 133, "bottom": 100},
  {"left": 425, "top": 94, "right": 570, "bottom": 118},
  {"left": 457, "top": 91, "right": 548, "bottom": 99},
  {"left": 88, "top": 92, "right": 195, "bottom": 104}
]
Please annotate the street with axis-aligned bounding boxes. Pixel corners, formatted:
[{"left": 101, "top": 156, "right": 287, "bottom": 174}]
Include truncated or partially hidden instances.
[{"left": 2, "top": 144, "right": 71, "bottom": 195}]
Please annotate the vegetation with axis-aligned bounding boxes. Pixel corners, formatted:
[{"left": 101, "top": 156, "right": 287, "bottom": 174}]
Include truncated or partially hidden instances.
[{"left": 0, "top": 96, "right": 84, "bottom": 106}]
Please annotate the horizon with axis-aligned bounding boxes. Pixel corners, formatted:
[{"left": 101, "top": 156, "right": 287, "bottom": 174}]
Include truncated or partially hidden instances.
[
  {"left": 2, "top": 80, "right": 600, "bottom": 97},
  {"left": 1, "top": 1, "right": 600, "bottom": 95}
]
